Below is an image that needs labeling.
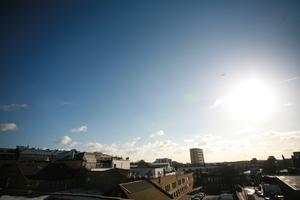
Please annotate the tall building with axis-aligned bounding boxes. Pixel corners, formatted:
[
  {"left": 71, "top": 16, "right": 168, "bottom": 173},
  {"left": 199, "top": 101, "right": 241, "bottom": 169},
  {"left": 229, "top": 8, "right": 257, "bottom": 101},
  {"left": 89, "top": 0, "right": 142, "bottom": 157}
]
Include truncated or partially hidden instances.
[{"left": 190, "top": 148, "right": 205, "bottom": 165}]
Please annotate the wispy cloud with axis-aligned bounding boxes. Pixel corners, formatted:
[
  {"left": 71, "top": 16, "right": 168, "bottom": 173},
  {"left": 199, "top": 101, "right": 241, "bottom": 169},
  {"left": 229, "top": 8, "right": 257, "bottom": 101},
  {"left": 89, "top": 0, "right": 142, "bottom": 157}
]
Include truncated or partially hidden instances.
[
  {"left": 0, "top": 104, "right": 28, "bottom": 112},
  {"left": 282, "top": 76, "right": 299, "bottom": 83},
  {"left": 283, "top": 102, "right": 292, "bottom": 107},
  {"left": 211, "top": 98, "right": 224, "bottom": 108},
  {"left": 150, "top": 130, "right": 165, "bottom": 138},
  {"left": 58, "top": 100, "right": 74, "bottom": 107},
  {"left": 86, "top": 142, "right": 119, "bottom": 155},
  {"left": 71, "top": 125, "right": 88, "bottom": 133},
  {"left": 0, "top": 123, "right": 18, "bottom": 131},
  {"left": 184, "top": 139, "right": 194, "bottom": 143},
  {"left": 125, "top": 137, "right": 141, "bottom": 148}
]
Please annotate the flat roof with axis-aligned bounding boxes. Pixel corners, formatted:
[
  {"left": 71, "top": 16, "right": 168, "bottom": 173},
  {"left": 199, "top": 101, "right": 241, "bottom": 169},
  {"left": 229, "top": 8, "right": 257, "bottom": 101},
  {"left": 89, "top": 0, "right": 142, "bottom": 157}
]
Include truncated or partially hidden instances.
[
  {"left": 277, "top": 176, "right": 300, "bottom": 191},
  {"left": 120, "top": 180, "right": 153, "bottom": 193}
]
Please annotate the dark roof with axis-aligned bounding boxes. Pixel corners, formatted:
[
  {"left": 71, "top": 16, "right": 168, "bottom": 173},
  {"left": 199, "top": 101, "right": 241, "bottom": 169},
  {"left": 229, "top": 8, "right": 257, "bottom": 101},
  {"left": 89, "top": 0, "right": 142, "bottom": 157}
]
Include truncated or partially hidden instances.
[
  {"left": 277, "top": 176, "right": 300, "bottom": 191},
  {"left": 120, "top": 180, "right": 153, "bottom": 193}
]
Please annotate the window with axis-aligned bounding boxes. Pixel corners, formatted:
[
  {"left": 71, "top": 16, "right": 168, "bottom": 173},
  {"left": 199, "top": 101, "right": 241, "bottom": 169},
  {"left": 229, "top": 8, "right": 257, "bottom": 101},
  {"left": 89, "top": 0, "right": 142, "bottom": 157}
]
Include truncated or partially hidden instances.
[
  {"left": 172, "top": 182, "right": 176, "bottom": 189},
  {"left": 165, "top": 184, "right": 171, "bottom": 192},
  {"left": 178, "top": 179, "right": 181, "bottom": 185}
]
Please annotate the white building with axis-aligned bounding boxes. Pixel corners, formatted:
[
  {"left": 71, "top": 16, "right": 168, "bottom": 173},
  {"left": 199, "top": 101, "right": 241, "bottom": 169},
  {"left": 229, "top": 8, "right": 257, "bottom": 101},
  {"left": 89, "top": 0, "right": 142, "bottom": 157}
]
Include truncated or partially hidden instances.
[
  {"left": 131, "top": 167, "right": 164, "bottom": 178},
  {"left": 92, "top": 153, "right": 130, "bottom": 171}
]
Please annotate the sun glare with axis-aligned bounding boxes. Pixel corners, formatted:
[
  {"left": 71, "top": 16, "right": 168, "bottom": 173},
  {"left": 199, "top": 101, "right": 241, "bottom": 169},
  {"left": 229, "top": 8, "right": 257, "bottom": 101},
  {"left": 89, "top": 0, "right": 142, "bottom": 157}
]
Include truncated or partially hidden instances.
[{"left": 227, "top": 79, "right": 276, "bottom": 121}]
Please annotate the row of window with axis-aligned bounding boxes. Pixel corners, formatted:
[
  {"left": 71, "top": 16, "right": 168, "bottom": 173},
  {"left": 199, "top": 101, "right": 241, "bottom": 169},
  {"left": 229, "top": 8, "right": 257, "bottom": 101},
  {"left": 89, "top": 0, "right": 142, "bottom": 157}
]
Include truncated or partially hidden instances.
[
  {"left": 171, "top": 185, "right": 189, "bottom": 198},
  {"left": 164, "top": 177, "right": 190, "bottom": 192}
]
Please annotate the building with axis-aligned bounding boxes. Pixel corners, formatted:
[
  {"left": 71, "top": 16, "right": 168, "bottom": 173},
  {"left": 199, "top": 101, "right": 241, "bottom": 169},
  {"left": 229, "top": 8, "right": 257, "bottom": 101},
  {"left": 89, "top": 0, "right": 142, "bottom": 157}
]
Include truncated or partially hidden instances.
[
  {"left": 263, "top": 175, "right": 300, "bottom": 200},
  {"left": 0, "top": 148, "right": 18, "bottom": 168},
  {"left": 19, "top": 148, "right": 77, "bottom": 161},
  {"left": 17, "top": 148, "right": 78, "bottom": 176},
  {"left": 154, "top": 158, "right": 172, "bottom": 165},
  {"left": 130, "top": 160, "right": 164, "bottom": 178},
  {"left": 190, "top": 148, "right": 205, "bottom": 166},
  {"left": 93, "top": 153, "right": 130, "bottom": 171},
  {"left": 84, "top": 168, "right": 131, "bottom": 193},
  {"left": 131, "top": 166, "right": 164, "bottom": 178},
  {"left": 292, "top": 152, "right": 300, "bottom": 168},
  {"left": 78, "top": 152, "right": 97, "bottom": 170},
  {"left": 150, "top": 172, "right": 193, "bottom": 199},
  {"left": 119, "top": 180, "right": 172, "bottom": 200},
  {"left": 153, "top": 158, "right": 173, "bottom": 173}
]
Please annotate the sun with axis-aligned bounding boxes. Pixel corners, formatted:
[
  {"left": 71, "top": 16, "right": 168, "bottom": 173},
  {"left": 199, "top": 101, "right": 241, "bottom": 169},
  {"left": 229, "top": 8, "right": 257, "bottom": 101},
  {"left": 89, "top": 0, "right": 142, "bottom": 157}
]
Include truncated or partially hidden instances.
[{"left": 227, "top": 79, "right": 276, "bottom": 121}]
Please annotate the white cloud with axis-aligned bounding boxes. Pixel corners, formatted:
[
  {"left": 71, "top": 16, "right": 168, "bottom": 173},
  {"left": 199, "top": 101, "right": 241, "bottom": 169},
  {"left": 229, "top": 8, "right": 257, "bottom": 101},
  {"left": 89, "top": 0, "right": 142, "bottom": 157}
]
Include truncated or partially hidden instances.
[
  {"left": 184, "top": 139, "right": 194, "bottom": 143},
  {"left": 125, "top": 137, "right": 141, "bottom": 148},
  {"left": 70, "top": 141, "right": 80, "bottom": 148},
  {"left": 282, "top": 76, "right": 299, "bottom": 83},
  {"left": 86, "top": 142, "right": 103, "bottom": 150},
  {"left": 85, "top": 137, "right": 180, "bottom": 162},
  {"left": 82, "top": 129, "right": 300, "bottom": 163},
  {"left": 57, "top": 136, "right": 72, "bottom": 145},
  {"left": 71, "top": 125, "right": 88, "bottom": 133},
  {"left": 150, "top": 130, "right": 165, "bottom": 138},
  {"left": 0, "top": 123, "right": 17, "bottom": 131},
  {"left": 235, "top": 127, "right": 256, "bottom": 135},
  {"left": 283, "top": 102, "right": 292, "bottom": 107},
  {"left": 86, "top": 142, "right": 119, "bottom": 155},
  {"left": 211, "top": 98, "right": 224, "bottom": 108},
  {"left": 0, "top": 104, "right": 28, "bottom": 112},
  {"left": 189, "top": 130, "right": 300, "bottom": 162}
]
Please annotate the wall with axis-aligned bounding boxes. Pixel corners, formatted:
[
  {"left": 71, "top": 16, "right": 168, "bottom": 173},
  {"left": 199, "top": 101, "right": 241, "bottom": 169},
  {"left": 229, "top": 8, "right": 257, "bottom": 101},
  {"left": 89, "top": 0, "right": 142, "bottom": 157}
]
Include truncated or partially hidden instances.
[
  {"left": 151, "top": 172, "right": 193, "bottom": 199},
  {"left": 130, "top": 167, "right": 164, "bottom": 178},
  {"left": 112, "top": 159, "right": 130, "bottom": 170}
]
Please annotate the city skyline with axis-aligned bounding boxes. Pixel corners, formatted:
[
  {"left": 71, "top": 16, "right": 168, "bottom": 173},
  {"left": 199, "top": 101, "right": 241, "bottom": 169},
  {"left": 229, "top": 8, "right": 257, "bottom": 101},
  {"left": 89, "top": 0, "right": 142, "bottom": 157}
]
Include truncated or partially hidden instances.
[{"left": 1, "top": 0, "right": 300, "bottom": 163}]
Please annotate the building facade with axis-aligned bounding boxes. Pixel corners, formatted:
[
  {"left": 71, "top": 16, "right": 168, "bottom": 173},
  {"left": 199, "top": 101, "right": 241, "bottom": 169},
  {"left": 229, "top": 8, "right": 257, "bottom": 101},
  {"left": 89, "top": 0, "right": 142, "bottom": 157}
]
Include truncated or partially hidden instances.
[
  {"left": 190, "top": 148, "right": 205, "bottom": 166},
  {"left": 150, "top": 172, "right": 193, "bottom": 199},
  {"left": 292, "top": 152, "right": 300, "bottom": 168}
]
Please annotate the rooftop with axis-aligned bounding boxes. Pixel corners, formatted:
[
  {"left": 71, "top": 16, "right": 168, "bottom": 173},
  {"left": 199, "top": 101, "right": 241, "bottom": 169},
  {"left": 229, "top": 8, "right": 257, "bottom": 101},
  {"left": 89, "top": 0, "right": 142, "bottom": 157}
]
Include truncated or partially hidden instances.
[
  {"left": 120, "top": 180, "right": 171, "bottom": 200},
  {"left": 277, "top": 176, "right": 300, "bottom": 191}
]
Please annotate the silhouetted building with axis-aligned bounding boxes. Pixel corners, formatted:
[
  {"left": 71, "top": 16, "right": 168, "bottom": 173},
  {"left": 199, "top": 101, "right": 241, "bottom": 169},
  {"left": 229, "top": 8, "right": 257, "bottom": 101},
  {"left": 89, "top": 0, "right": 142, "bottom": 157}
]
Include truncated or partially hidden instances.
[
  {"left": 263, "top": 175, "right": 300, "bottom": 200},
  {"left": 292, "top": 152, "right": 300, "bottom": 168},
  {"left": 263, "top": 156, "right": 278, "bottom": 174},
  {"left": 154, "top": 158, "right": 172, "bottom": 165}
]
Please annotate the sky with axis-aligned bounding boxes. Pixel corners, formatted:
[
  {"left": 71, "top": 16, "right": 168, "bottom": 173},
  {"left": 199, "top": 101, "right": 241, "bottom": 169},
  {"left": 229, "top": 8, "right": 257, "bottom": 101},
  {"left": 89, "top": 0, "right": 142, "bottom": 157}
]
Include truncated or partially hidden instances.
[{"left": 1, "top": 0, "right": 300, "bottom": 163}]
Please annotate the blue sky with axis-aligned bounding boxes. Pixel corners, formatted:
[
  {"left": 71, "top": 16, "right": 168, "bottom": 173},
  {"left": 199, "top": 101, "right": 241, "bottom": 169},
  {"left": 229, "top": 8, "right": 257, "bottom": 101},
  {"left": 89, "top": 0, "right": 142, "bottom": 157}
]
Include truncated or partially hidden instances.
[{"left": 1, "top": 0, "right": 300, "bottom": 162}]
